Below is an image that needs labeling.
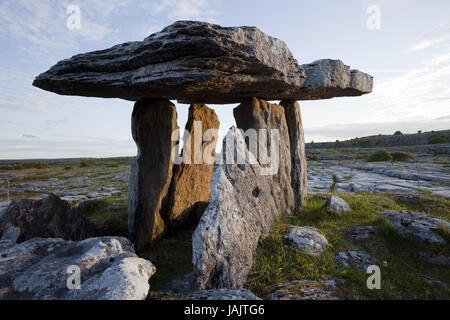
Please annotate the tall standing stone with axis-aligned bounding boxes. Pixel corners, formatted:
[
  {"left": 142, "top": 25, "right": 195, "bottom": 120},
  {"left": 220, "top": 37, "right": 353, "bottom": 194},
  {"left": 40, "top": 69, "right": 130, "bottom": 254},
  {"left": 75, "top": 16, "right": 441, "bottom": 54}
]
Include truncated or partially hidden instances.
[
  {"left": 233, "top": 97, "right": 294, "bottom": 215},
  {"left": 167, "top": 104, "right": 220, "bottom": 227},
  {"left": 193, "top": 127, "right": 280, "bottom": 289},
  {"left": 128, "top": 98, "right": 178, "bottom": 251},
  {"left": 280, "top": 100, "right": 307, "bottom": 211}
]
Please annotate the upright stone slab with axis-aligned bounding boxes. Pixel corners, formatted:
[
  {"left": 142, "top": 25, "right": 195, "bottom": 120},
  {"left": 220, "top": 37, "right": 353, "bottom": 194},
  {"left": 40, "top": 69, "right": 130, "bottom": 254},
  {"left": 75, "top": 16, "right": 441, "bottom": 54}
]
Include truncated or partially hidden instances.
[
  {"left": 193, "top": 127, "right": 280, "bottom": 289},
  {"left": 233, "top": 97, "right": 294, "bottom": 215},
  {"left": 280, "top": 100, "right": 307, "bottom": 211},
  {"left": 167, "top": 104, "right": 220, "bottom": 227},
  {"left": 128, "top": 98, "right": 178, "bottom": 251}
]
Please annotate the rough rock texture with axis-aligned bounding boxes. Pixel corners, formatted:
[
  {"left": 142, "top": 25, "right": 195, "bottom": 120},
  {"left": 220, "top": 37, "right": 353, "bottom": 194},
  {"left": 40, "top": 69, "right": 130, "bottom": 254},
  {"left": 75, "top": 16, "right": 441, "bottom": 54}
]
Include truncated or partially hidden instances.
[
  {"left": 378, "top": 210, "right": 450, "bottom": 244},
  {"left": 33, "top": 21, "right": 372, "bottom": 104},
  {"left": 160, "top": 272, "right": 197, "bottom": 294},
  {"left": 284, "top": 226, "right": 329, "bottom": 255},
  {"left": 415, "top": 253, "right": 449, "bottom": 267},
  {"left": 347, "top": 226, "right": 376, "bottom": 240},
  {"left": 233, "top": 97, "right": 295, "bottom": 215},
  {"left": 335, "top": 251, "right": 376, "bottom": 272},
  {"left": 193, "top": 127, "right": 281, "bottom": 290},
  {"left": 0, "top": 237, "right": 155, "bottom": 300},
  {"left": 415, "top": 275, "right": 448, "bottom": 290},
  {"left": 300, "top": 59, "right": 373, "bottom": 100},
  {"left": 150, "top": 288, "right": 261, "bottom": 300},
  {"left": 280, "top": 100, "right": 308, "bottom": 211},
  {"left": 265, "top": 280, "right": 339, "bottom": 300},
  {"left": 324, "top": 195, "right": 351, "bottom": 215},
  {"left": 0, "top": 194, "right": 97, "bottom": 243},
  {"left": 128, "top": 98, "right": 178, "bottom": 251},
  {"left": 167, "top": 104, "right": 220, "bottom": 227}
]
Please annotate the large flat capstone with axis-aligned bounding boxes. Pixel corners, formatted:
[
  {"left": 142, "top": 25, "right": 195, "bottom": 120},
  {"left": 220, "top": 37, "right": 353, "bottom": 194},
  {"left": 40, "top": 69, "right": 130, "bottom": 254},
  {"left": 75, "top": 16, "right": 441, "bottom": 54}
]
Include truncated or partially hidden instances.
[{"left": 33, "top": 21, "right": 372, "bottom": 104}]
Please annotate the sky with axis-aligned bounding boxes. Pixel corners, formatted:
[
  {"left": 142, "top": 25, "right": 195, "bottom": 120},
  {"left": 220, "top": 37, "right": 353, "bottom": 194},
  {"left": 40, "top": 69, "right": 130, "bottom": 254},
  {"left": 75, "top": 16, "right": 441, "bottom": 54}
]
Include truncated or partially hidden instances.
[{"left": 0, "top": 0, "right": 449, "bottom": 159}]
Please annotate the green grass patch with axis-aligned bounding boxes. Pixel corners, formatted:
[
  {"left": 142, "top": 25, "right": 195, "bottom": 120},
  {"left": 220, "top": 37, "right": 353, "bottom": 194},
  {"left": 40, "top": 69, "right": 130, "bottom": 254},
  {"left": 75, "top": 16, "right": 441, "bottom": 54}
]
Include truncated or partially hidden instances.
[
  {"left": 246, "top": 192, "right": 450, "bottom": 299},
  {"left": 366, "top": 150, "right": 392, "bottom": 162}
]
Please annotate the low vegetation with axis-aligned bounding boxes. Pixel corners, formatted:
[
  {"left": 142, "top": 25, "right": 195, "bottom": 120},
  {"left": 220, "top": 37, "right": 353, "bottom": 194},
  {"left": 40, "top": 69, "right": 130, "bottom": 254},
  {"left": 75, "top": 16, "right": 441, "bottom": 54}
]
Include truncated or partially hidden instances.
[
  {"left": 366, "top": 150, "right": 415, "bottom": 162},
  {"left": 246, "top": 192, "right": 450, "bottom": 299},
  {"left": 366, "top": 150, "right": 392, "bottom": 162}
]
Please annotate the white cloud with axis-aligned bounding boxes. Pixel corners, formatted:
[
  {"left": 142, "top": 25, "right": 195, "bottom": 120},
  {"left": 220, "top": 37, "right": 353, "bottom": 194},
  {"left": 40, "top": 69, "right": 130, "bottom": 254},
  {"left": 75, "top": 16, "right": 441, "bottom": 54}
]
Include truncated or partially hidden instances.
[
  {"left": 365, "top": 50, "right": 450, "bottom": 123},
  {"left": 409, "top": 26, "right": 450, "bottom": 51}
]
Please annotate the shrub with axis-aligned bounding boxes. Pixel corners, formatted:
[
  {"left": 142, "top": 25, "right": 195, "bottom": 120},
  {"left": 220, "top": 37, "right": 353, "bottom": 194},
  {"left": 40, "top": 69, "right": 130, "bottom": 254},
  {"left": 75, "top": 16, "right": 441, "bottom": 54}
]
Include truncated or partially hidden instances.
[
  {"left": 79, "top": 160, "right": 89, "bottom": 168},
  {"left": 394, "top": 131, "right": 403, "bottom": 136},
  {"left": 366, "top": 150, "right": 392, "bottom": 162},
  {"left": 391, "top": 151, "right": 415, "bottom": 162},
  {"left": 428, "top": 135, "right": 447, "bottom": 145}
]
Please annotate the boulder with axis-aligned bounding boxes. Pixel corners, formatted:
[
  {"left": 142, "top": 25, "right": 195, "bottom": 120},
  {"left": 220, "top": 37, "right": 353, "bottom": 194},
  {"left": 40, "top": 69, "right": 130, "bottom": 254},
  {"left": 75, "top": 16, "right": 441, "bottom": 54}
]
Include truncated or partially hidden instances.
[
  {"left": 128, "top": 98, "right": 178, "bottom": 251},
  {"left": 33, "top": 21, "right": 372, "bottom": 104},
  {"left": 192, "top": 127, "right": 280, "bottom": 289},
  {"left": 265, "top": 280, "right": 339, "bottom": 300},
  {"left": 166, "top": 104, "right": 220, "bottom": 227},
  {"left": 284, "top": 226, "right": 329, "bottom": 255},
  {"left": 335, "top": 251, "right": 376, "bottom": 272},
  {"left": 280, "top": 100, "right": 308, "bottom": 210},
  {"left": 323, "top": 195, "right": 351, "bottom": 215},
  {"left": 233, "top": 97, "right": 295, "bottom": 215},
  {"left": 0, "top": 237, "right": 155, "bottom": 300},
  {"left": 0, "top": 194, "right": 97, "bottom": 243},
  {"left": 377, "top": 210, "right": 450, "bottom": 244}
]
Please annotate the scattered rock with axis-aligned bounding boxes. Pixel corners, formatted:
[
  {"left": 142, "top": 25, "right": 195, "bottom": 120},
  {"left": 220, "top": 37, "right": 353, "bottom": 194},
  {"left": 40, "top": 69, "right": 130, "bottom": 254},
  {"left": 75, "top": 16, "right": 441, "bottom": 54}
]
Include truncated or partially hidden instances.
[
  {"left": 160, "top": 272, "right": 197, "bottom": 294},
  {"left": 415, "top": 252, "right": 450, "bottom": 267},
  {"left": 150, "top": 288, "right": 261, "bottom": 300},
  {"left": 61, "top": 195, "right": 88, "bottom": 202},
  {"left": 0, "top": 237, "right": 155, "bottom": 300},
  {"left": 128, "top": 98, "right": 178, "bottom": 251},
  {"left": 33, "top": 21, "right": 372, "bottom": 104},
  {"left": 284, "top": 225, "right": 329, "bottom": 255},
  {"left": 193, "top": 127, "right": 282, "bottom": 290},
  {"left": 0, "top": 194, "right": 97, "bottom": 243},
  {"left": 335, "top": 251, "right": 376, "bottom": 272},
  {"left": 348, "top": 226, "right": 376, "bottom": 240},
  {"left": 265, "top": 280, "right": 339, "bottom": 300},
  {"left": 323, "top": 195, "right": 351, "bottom": 215},
  {"left": 167, "top": 104, "right": 220, "bottom": 227},
  {"left": 280, "top": 100, "right": 308, "bottom": 211},
  {"left": 415, "top": 275, "right": 448, "bottom": 290},
  {"left": 378, "top": 210, "right": 450, "bottom": 244}
]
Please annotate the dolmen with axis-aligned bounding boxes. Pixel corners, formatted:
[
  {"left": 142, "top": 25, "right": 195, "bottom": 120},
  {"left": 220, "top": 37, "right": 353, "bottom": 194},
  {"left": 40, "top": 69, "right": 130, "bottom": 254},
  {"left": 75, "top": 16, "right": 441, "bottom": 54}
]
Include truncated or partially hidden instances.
[{"left": 34, "top": 20, "right": 373, "bottom": 290}]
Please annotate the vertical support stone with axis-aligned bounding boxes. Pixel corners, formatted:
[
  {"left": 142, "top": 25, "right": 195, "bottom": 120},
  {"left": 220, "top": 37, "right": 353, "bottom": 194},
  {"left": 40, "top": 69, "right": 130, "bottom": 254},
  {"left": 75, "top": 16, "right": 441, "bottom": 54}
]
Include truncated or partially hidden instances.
[
  {"left": 167, "top": 104, "right": 220, "bottom": 227},
  {"left": 233, "top": 97, "right": 294, "bottom": 215},
  {"left": 280, "top": 100, "right": 308, "bottom": 211},
  {"left": 128, "top": 98, "right": 178, "bottom": 252}
]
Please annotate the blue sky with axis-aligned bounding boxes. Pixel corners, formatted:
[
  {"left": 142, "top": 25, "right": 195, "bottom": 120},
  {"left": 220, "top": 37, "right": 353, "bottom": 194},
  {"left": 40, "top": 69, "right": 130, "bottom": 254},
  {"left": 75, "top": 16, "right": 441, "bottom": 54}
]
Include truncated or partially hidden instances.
[{"left": 0, "top": 0, "right": 449, "bottom": 159}]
